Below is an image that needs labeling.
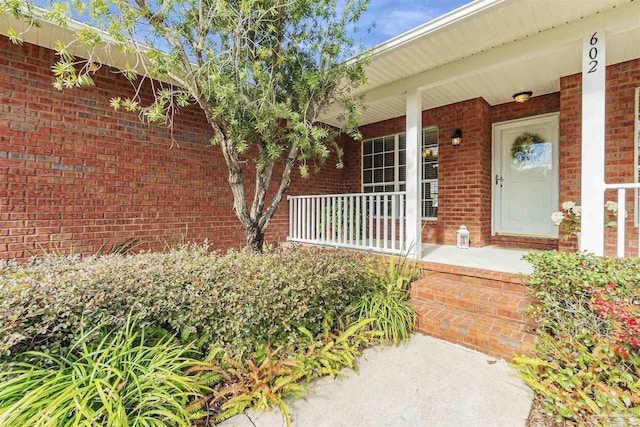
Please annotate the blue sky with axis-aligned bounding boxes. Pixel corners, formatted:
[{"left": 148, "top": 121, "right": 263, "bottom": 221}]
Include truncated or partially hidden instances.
[
  {"left": 358, "top": 0, "right": 470, "bottom": 48},
  {"left": 30, "top": 0, "right": 471, "bottom": 50}
]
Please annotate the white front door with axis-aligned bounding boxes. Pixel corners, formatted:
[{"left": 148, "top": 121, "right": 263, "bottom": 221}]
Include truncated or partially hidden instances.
[{"left": 492, "top": 113, "right": 559, "bottom": 237}]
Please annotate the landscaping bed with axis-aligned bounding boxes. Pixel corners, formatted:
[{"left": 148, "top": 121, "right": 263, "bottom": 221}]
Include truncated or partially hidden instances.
[
  {"left": 514, "top": 251, "right": 640, "bottom": 426},
  {"left": 0, "top": 244, "right": 417, "bottom": 426}
]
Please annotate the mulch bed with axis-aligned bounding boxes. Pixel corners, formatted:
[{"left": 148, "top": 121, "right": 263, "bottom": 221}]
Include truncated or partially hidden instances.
[{"left": 526, "top": 394, "right": 566, "bottom": 427}]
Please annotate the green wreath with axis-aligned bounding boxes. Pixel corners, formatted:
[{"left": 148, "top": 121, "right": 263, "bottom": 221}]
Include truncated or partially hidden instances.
[{"left": 511, "top": 132, "right": 545, "bottom": 163}]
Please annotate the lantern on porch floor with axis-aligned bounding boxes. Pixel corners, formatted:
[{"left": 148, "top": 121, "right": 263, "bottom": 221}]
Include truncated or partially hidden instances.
[{"left": 456, "top": 225, "right": 470, "bottom": 249}]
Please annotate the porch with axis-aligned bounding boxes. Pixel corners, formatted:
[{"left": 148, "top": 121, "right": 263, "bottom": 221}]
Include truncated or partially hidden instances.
[
  {"left": 287, "top": 188, "right": 640, "bottom": 263},
  {"left": 286, "top": 189, "right": 636, "bottom": 360}
]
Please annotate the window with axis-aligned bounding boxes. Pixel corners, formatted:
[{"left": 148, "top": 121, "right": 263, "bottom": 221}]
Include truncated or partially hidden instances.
[
  {"left": 421, "top": 128, "right": 438, "bottom": 219},
  {"left": 362, "top": 127, "right": 438, "bottom": 219}
]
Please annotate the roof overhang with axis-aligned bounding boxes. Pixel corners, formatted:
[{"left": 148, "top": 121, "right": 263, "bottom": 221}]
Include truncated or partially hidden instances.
[
  {"left": 324, "top": 0, "right": 640, "bottom": 127},
  {"left": 0, "top": 8, "right": 150, "bottom": 78}
]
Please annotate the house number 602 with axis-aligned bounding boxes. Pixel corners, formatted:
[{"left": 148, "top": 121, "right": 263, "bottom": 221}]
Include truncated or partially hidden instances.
[{"left": 588, "top": 32, "right": 598, "bottom": 73}]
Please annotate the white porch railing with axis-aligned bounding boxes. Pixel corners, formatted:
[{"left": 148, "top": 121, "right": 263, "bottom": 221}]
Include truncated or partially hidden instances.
[
  {"left": 287, "top": 192, "right": 407, "bottom": 255},
  {"left": 603, "top": 183, "right": 640, "bottom": 257}
]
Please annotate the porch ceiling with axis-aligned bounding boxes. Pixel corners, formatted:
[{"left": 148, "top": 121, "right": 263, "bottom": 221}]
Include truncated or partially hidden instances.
[{"left": 323, "top": 0, "right": 640, "bottom": 128}]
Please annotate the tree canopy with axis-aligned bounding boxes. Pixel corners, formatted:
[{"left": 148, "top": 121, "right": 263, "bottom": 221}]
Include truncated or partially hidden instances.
[{"left": 3, "top": 0, "right": 369, "bottom": 251}]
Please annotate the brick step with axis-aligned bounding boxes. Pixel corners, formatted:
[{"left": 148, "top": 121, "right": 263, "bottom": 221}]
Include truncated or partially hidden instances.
[
  {"left": 410, "top": 299, "right": 536, "bottom": 360},
  {"left": 410, "top": 276, "right": 534, "bottom": 323},
  {"left": 415, "top": 261, "right": 528, "bottom": 293}
]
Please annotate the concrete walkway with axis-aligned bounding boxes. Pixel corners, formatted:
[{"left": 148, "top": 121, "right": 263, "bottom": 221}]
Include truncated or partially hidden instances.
[{"left": 218, "top": 334, "right": 533, "bottom": 427}]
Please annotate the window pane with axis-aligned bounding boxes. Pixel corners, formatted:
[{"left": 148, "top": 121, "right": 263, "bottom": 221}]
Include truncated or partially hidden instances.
[
  {"left": 399, "top": 165, "right": 406, "bottom": 181},
  {"left": 384, "top": 152, "right": 394, "bottom": 167},
  {"left": 398, "top": 133, "right": 406, "bottom": 150},
  {"left": 384, "top": 136, "right": 394, "bottom": 152},
  {"left": 363, "top": 155, "right": 372, "bottom": 169},
  {"left": 363, "top": 170, "right": 373, "bottom": 184},
  {"left": 374, "top": 169, "right": 384, "bottom": 182},
  {"left": 423, "top": 163, "right": 438, "bottom": 180},
  {"left": 384, "top": 167, "right": 395, "bottom": 182},
  {"left": 374, "top": 138, "right": 383, "bottom": 153},
  {"left": 363, "top": 141, "right": 372, "bottom": 155},
  {"left": 374, "top": 154, "right": 383, "bottom": 168},
  {"left": 422, "top": 127, "right": 438, "bottom": 148}
]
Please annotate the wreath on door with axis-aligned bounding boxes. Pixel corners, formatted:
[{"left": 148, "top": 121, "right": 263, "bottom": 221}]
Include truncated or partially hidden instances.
[{"left": 511, "top": 132, "right": 545, "bottom": 163}]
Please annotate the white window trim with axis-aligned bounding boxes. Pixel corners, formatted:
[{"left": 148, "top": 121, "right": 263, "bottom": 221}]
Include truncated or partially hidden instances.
[
  {"left": 361, "top": 132, "right": 405, "bottom": 194},
  {"left": 361, "top": 127, "right": 438, "bottom": 220}
]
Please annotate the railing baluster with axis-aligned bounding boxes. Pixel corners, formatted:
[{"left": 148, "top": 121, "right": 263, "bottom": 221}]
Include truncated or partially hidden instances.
[
  {"left": 376, "top": 194, "right": 381, "bottom": 249},
  {"left": 369, "top": 195, "right": 374, "bottom": 248},
  {"left": 296, "top": 199, "right": 302, "bottom": 239},
  {"left": 355, "top": 196, "right": 361, "bottom": 247},
  {"left": 391, "top": 194, "right": 396, "bottom": 251},
  {"left": 617, "top": 188, "right": 625, "bottom": 257},
  {"left": 383, "top": 194, "right": 389, "bottom": 250},
  {"left": 331, "top": 196, "right": 337, "bottom": 243},
  {"left": 349, "top": 196, "right": 354, "bottom": 245},
  {"left": 311, "top": 197, "right": 316, "bottom": 241},
  {"left": 400, "top": 193, "right": 405, "bottom": 251},
  {"left": 338, "top": 196, "right": 347, "bottom": 243},
  {"left": 288, "top": 197, "right": 293, "bottom": 240}
]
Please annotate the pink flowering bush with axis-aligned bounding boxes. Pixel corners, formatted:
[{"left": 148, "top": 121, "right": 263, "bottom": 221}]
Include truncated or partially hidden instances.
[{"left": 590, "top": 284, "right": 640, "bottom": 358}]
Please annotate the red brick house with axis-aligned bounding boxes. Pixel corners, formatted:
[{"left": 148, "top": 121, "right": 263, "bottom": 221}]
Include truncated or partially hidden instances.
[{"left": 1, "top": 0, "right": 640, "bottom": 261}]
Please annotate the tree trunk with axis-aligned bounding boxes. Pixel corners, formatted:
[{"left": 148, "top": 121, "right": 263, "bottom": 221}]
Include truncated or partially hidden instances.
[{"left": 246, "top": 222, "right": 265, "bottom": 253}]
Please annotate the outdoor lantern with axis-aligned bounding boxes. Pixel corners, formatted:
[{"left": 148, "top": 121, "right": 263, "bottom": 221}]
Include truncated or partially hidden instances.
[
  {"left": 451, "top": 128, "right": 462, "bottom": 146},
  {"left": 456, "top": 225, "right": 470, "bottom": 249},
  {"left": 512, "top": 91, "right": 533, "bottom": 103}
]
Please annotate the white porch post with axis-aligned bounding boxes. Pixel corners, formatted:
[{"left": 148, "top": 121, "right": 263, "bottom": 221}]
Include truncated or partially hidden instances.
[
  {"left": 580, "top": 30, "right": 606, "bottom": 255},
  {"left": 405, "top": 89, "right": 422, "bottom": 259}
]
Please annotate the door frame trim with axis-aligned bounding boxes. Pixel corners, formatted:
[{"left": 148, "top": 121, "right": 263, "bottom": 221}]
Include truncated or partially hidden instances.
[{"left": 491, "top": 112, "right": 560, "bottom": 237}]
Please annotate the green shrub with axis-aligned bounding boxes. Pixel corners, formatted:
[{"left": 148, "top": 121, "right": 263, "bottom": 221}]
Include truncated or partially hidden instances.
[
  {"left": 523, "top": 251, "right": 640, "bottom": 337},
  {"left": 0, "top": 317, "right": 209, "bottom": 427},
  {"left": 351, "top": 256, "right": 417, "bottom": 345},
  {"left": 0, "top": 244, "right": 377, "bottom": 359},
  {"left": 513, "top": 332, "right": 640, "bottom": 425}
]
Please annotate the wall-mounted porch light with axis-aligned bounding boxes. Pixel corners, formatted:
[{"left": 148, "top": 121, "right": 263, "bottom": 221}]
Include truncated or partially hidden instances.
[
  {"left": 451, "top": 128, "right": 462, "bottom": 146},
  {"left": 513, "top": 91, "right": 533, "bottom": 103},
  {"left": 456, "top": 225, "right": 470, "bottom": 249}
]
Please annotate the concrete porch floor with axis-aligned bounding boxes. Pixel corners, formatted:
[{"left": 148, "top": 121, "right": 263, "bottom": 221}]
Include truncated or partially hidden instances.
[{"left": 419, "top": 244, "right": 535, "bottom": 275}]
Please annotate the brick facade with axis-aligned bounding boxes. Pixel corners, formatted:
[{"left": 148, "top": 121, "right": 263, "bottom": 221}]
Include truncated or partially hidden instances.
[
  {"left": 0, "top": 37, "right": 349, "bottom": 260},
  {"left": 2, "top": 32, "right": 639, "bottom": 259}
]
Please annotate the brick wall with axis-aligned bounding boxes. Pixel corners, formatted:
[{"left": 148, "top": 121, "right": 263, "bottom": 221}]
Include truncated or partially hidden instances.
[
  {"left": 559, "top": 58, "right": 640, "bottom": 255},
  {"left": 0, "top": 37, "right": 348, "bottom": 260}
]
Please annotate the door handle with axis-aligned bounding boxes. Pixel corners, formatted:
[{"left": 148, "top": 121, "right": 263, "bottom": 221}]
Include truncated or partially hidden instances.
[{"left": 495, "top": 175, "right": 504, "bottom": 187}]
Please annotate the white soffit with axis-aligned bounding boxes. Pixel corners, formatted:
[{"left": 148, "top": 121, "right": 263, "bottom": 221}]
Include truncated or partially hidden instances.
[{"left": 325, "top": 0, "right": 640, "bottom": 127}]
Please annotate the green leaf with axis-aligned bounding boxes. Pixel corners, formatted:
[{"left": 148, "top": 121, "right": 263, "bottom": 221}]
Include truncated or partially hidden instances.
[{"left": 6, "top": 27, "right": 23, "bottom": 45}]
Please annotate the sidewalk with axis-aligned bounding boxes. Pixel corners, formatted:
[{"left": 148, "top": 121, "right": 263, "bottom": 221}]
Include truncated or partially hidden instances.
[{"left": 219, "top": 334, "right": 533, "bottom": 427}]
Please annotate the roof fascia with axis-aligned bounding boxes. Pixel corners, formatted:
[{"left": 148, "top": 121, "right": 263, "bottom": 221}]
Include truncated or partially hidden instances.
[{"left": 367, "top": 0, "right": 506, "bottom": 58}]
